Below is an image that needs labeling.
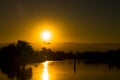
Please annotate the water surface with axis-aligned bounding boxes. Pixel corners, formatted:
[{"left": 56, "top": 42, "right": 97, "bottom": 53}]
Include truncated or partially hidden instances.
[{"left": 0, "top": 60, "right": 120, "bottom": 80}]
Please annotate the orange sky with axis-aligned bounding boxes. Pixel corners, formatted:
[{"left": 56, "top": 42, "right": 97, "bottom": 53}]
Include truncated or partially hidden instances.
[{"left": 0, "top": 0, "right": 120, "bottom": 43}]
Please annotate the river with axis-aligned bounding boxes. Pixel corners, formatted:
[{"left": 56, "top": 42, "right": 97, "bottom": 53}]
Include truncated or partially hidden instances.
[{"left": 0, "top": 60, "right": 120, "bottom": 80}]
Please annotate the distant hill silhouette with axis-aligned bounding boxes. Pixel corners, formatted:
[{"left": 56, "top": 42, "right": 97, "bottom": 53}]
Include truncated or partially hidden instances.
[
  {"left": 30, "top": 42, "right": 120, "bottom": 52},
  {"left": 1, "top": 42, "right": 120, "bottom": 52}
]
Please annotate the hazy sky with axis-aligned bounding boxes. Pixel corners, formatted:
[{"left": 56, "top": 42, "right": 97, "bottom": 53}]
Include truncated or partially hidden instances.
[{"left": 0, "top": 0, "right": 120, "bottom": 43}]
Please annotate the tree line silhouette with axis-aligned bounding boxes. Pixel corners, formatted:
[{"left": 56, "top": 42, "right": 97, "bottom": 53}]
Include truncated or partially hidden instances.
[{"left": 0, "top": 40, "right": 120, "bottom": 64}]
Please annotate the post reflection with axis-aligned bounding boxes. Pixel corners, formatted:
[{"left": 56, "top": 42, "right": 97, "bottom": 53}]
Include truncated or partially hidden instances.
[{"left": 42, "top": 61, "right": 49, "bottom": 80}]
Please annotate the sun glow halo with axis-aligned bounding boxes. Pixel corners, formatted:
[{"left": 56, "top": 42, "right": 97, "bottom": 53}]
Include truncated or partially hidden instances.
[{"left": 41, "top": 31, "right": 51, "bottom": 42}]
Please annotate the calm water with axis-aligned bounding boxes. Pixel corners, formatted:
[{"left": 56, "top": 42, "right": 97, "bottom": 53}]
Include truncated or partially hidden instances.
[{"left": 0, "top": 60, "right": 120, "bottom": 80}]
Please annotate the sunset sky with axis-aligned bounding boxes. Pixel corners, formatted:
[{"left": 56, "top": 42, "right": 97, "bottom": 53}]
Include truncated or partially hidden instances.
[{"left": 0, "top": 0, "right": 120, "bottom": 43}]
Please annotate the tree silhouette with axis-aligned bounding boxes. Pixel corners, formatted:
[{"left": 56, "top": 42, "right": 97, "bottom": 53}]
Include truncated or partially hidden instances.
[
  {"left": 0, "top": 40, "right": 34, "bottom": 64},
  {"left": 16, "top": 40, "right": 33, "bottom": 56}
]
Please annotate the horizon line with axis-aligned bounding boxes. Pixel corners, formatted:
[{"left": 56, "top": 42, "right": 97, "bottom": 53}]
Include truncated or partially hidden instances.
[{"left": 0, "top": 41, "right": 120, "bottom": 45}]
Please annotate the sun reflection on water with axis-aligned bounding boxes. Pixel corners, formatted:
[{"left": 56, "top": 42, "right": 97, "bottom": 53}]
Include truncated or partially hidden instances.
[{"left": 42, "top": 61, "right": 49, "bottom": 80}]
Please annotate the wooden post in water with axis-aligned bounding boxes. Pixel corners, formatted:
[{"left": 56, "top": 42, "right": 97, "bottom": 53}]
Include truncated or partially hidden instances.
[{"left": 74, "top": 55, "right": 76, "bottom": 73}]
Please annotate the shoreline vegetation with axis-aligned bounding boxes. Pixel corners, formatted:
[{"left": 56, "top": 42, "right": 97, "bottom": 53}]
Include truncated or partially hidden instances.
[
  {"left": 0, "top": 40, "right": 120, "bottom": 66},
  {"left": 0, "top": 40, "right": 120, "bottom": 79}
]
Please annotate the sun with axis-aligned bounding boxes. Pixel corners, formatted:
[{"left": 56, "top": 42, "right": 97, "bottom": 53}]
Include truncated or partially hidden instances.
[{"left": 41, "top": 30, "right": 51, "bottom": 42}]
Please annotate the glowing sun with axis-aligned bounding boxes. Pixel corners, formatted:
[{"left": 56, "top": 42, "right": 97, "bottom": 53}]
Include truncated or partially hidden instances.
[{"left": 41, "top": 30, "right": 51, "bottom": 42}]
